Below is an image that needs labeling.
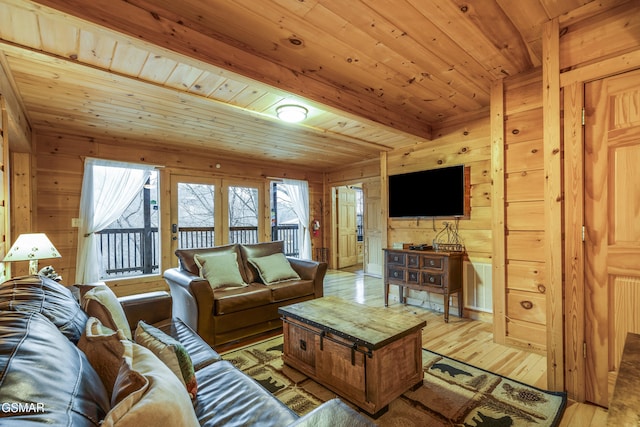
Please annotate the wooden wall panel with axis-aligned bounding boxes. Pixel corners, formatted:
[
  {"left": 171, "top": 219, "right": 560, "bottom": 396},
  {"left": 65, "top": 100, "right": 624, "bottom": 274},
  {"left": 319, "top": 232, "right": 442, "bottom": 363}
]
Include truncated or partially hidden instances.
[
  {"left": 506, "top": 231, "right": 545, "bottom": 263},
  {"left": 502, "top": 69, "right": 548, "bottom": 352},
  {"left": 386, "top": 115, "right": 492, "bottom": 318},
  {"left": 505, "top": 139, "right": 544, "bottom": 172},
  {"left": 507, "top": 290, "right": 547, "bottom": 325},
  {"left": 0, "top": 97, "right": 7, "bottom": 281},
  {"left": 505, "top": 201, "right": 544, "bottom": 231},
  {"left": 506, "top": 260, "right": 546, "bottom": 293},
  {"left": 506, "top": 318, "right": 546, "bottom": 348},
  {"left": 505, "top": 170, "right": 545, "bottom": 202},
  {"left": 34, "top": 129, "right": 324, "bottom": 296},
  {"left": 559, "top": 2, "right": 640, "bottom": 71}
]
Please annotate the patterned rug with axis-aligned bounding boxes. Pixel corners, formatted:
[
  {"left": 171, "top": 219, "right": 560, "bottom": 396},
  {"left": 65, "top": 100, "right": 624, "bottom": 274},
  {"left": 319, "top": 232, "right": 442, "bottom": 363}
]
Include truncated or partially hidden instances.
[{"left": 221, "top": 336, "right": 567, "bottom": 426}]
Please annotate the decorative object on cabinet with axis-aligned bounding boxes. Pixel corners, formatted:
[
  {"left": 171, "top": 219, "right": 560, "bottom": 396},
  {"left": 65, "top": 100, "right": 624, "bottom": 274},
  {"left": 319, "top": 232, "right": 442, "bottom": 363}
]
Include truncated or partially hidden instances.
[{"left": 433, "top": 220, "right": 464, "bottom": 252}]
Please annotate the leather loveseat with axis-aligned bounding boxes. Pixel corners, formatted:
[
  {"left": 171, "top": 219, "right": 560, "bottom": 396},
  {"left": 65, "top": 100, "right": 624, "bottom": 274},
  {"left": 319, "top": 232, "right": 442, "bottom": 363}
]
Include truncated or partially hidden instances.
[
  {"left": 164, "top": 241, "right": 327, "bottom": 348},
  {"left": 0, "top": 275, "right": 374, "bottom": 426}
]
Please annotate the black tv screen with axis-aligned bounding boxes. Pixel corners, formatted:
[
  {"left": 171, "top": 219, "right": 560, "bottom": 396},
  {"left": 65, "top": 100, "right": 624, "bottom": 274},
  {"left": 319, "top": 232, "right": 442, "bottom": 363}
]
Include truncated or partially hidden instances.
[{"left": 388, "top": 165, "right": 467, "bottom": 218}]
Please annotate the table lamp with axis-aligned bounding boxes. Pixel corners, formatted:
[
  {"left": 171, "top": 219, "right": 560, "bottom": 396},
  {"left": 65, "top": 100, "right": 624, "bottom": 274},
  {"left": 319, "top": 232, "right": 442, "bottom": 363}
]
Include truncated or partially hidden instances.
[{"left": 3, "top": 233, "right": 62, "bottom": 275}]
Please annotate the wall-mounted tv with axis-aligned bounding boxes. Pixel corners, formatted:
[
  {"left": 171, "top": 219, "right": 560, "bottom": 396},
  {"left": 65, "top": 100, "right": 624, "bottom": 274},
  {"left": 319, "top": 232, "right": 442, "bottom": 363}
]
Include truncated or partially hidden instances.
[{"left": 388, "top": 164, "right": 470, "bottom": 218}]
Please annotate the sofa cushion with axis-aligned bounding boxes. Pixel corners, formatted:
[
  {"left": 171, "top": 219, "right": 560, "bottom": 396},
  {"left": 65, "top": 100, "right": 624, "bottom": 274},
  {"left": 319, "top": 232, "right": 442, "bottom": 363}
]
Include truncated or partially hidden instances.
[
  {"left": 102, "top": 340, "right": 199, "bottom": 427},
  {"left": 0, "top": 311, "right": 110, "bottom": 426},
  {"left": 81, "top": 284, "right": 133, "bottom": 340},
  {"left": 239, "top": 241, "right": 285, "bottom": 283},
  {"left": 175, "top": 244, "right": 242, "bottom": 277},
  {"left": 248, "top": 252, "right": 301, "bottom": 285},
  {"left": 0, "top": 275, "right": 88, "bottom": 343},
  {"left": 194, "top": 251, "right": 247, "bottom": 289},
  {"left": 193, "top": 360, "right": 298, "bottom": 427},
  {"left": 135, "top": 321, "right": 198, "bottom": 399},
  {"left": 213, "top": 283, "right": 272, "bottom": 315},
  {"left": 268, "top": 279, "right": 315, "bottom": 302},
  {"left": 78, "top": 317, "right": 128, "bottom": 396}
]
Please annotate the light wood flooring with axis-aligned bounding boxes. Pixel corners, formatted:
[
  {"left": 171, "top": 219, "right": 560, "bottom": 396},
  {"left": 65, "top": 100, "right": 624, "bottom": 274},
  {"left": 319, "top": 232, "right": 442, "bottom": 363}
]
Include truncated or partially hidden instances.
[{"left": 325, "top": 268, "right": 609, "bottom": 427}]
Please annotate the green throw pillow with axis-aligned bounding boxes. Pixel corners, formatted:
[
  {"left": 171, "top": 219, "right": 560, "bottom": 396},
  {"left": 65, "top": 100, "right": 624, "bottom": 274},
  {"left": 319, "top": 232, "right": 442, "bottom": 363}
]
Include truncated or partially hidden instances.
[
  {"left": 135, "top": 321, "right": 197, "bottom": 400},
  {"left": 248, "top": 252, "right": 301, "bottom": 285},
  {"left": 194, "top": 252, "right": 247, "bottom": 289}
]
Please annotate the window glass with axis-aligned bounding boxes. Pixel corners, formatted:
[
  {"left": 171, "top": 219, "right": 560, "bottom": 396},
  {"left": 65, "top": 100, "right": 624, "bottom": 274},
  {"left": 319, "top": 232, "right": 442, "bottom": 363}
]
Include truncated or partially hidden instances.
[
  {"left": 98, "top": 171, "right": 159, "bottom": 278},
  {"left": 177, "top": 183, "right": 215, "bottom": 248},
  {"left": 228, "top": 185, "right": 259, "bottom": 244}
]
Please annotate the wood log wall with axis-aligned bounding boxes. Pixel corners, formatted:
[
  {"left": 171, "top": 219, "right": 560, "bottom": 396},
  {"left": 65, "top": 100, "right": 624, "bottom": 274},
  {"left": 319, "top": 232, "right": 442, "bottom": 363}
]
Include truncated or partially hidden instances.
[
  {"left": 0, "top": 96, "right": 7, "bottom": 282},
  {"left": 33, "top": 129, "right": 324, "bottom": 296},
  {"left": 502, "top": 69, "right": 547, "bottom": 352},
  {"left": 385, "top": 116, "right": 492, "bottom": 317}
]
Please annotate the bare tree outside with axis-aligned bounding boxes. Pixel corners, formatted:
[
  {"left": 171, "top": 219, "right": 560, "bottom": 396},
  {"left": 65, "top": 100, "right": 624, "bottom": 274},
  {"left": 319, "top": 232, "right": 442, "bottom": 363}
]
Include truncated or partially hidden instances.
[
  {"left": 228, "top": 186, "right": 258, "bottom": 243},
  {"left": 178, "top": 183, "right": 215, "bottom": 227}
]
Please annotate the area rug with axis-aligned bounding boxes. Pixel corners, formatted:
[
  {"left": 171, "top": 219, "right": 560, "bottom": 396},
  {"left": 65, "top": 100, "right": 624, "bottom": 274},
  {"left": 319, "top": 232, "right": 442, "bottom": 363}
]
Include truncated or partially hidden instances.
[{"left": 220, "top": 336, "right": 567, "bottom": 426}]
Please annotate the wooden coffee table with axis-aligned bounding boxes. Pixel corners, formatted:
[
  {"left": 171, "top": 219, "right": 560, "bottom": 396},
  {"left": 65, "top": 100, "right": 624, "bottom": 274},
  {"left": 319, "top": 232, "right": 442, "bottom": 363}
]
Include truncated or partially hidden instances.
[{"left": 278, "top": 296, "right": 426, "bottom": 417}]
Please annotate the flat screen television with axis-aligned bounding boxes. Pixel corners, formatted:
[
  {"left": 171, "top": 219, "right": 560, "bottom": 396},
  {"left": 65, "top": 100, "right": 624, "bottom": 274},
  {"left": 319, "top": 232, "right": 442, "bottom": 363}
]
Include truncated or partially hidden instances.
[{"left": 388, "top": 164, "right": 469, "bottom": 218}]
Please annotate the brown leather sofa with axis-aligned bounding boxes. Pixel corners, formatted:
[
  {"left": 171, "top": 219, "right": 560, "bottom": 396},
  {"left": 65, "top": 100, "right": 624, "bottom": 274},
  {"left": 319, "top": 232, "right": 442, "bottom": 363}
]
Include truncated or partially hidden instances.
[
  {"left": 0, "top": 275, "right": 374, "bottom": 426},
  {"left": 164, "top": 241, "right": 327, "bottom": 348}
]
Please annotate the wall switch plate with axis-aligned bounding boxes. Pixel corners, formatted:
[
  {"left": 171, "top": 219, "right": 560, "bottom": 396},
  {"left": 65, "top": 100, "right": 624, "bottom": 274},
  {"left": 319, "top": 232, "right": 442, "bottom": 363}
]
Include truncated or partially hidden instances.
[{"left": 71, "top": 218, "right": 80, "bottom": 227}]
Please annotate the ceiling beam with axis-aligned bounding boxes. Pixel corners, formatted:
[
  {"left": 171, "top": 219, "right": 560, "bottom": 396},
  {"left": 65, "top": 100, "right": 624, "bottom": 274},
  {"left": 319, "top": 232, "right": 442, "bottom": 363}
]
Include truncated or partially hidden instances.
[{"left": 31, "top": 0, "right": 433, "bottom": 141}]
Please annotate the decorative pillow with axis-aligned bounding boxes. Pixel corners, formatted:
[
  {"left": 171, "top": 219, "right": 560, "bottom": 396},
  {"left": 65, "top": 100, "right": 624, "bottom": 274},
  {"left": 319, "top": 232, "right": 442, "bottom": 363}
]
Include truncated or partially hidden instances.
[
  {"left": 81, "top": 284, "right": 132, "bottom": 340},
  {"left": 194, "top": 252, "right": 247, "bottom": 289},
  {"left": 175, "top": 244, "right": 241, "bottom": 276},
  {"left": 240, "top": 241, "right": 285, "bottom": 283},
  {"left": 102, "top": 341, "right": 200, "bottom": 427},
  {"left": 78, "top": 317, "right": 128, "bottom": 396},
  {"left": 248, "top": 252, "right": 301, "bottom": 285},
  {"left": 134, "top": 321, "right": 197, "bottom": 399}
]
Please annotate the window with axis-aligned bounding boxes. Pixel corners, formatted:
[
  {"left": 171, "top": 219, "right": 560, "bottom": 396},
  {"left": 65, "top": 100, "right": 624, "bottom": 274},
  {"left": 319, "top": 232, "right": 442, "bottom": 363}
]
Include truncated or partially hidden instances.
[
  {"left": 271, "top": 179, "right": 310, "bottom": 259},
  {"left": 76, "top": 159, "right": 158, "bottom": 283},
  {"left": 355, "top": 187, "right": 364, "bottom": 242},
  {"left": 228, "top": 185, "right": 259, "bottom": 244},
  {"left": 271, "top": 182, "right": 300, "bottom": 257},
  {"left": 97, "top": 172, "right": 160, "bottom": 279},
  {"left": 177, "top": 182, "right": 215, "bottom": 248}
]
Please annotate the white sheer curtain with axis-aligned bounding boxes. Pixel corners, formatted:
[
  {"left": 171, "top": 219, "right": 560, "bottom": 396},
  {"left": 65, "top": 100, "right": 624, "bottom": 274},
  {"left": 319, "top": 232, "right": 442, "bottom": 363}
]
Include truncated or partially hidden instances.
[
  {"left": 75, "top": 158, "right": 155, "bottom": 283},
  {"left": 281, "top": 179, "right": 311, "bottom": 260}
]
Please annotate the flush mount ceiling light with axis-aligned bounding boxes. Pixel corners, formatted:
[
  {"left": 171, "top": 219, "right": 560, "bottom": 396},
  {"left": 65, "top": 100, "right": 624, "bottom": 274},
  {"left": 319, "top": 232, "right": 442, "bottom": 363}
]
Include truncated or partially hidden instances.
[{"left": 276, "top": 104, "right": 308, "bottom": 123}]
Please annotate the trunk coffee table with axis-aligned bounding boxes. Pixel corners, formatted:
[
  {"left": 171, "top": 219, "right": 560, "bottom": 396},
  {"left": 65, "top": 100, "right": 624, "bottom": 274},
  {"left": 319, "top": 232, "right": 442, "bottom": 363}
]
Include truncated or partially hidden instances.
[{"left": 278, "top": 296, "right": 426, "bottom": 417}]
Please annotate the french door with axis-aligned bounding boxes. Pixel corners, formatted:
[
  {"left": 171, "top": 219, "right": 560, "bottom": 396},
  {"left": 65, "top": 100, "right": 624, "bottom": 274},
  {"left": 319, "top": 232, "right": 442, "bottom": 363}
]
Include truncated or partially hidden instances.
[{"left": 169, "top": 174, "right": 266, "bottom": 258}]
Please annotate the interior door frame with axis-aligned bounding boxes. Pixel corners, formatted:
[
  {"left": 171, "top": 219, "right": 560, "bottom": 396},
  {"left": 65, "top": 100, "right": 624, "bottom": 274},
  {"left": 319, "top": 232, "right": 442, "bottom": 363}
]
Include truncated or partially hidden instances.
[
  {"left": 330, "top": 177, "right": 383, "bottom": 273},
  {"left": 562, "top": 66, "right": 640, "bottom": 403}
]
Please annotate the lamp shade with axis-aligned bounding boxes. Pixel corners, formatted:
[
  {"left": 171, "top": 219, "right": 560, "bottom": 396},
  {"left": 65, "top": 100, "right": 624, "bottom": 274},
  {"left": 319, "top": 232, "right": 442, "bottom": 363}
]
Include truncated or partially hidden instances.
[{"left": 3, "top": 233, "right": 61, "bottom": 262}]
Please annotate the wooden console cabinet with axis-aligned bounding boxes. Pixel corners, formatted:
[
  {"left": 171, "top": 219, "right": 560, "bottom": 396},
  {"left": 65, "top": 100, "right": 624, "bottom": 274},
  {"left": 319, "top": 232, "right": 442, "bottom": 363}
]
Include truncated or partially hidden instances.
[{"left": 384, "top": 248, "right": 463, "bottom": 322}]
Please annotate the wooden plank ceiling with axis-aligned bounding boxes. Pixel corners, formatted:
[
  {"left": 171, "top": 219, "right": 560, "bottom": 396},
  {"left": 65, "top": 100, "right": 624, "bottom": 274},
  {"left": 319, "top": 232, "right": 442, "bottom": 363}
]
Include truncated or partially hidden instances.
[{"left": 0, "top": 0, "right": 591, "bottom": 171}]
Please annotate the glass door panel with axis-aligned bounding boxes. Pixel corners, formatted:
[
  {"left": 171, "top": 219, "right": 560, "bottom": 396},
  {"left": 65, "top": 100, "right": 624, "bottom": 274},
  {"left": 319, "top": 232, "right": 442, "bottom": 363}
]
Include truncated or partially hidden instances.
[
  {"left": 177, "top": 182, "right": 215, "bottom": 248},
  {"left": 228, "top": 185, "right": 259, "bottom": 244}
]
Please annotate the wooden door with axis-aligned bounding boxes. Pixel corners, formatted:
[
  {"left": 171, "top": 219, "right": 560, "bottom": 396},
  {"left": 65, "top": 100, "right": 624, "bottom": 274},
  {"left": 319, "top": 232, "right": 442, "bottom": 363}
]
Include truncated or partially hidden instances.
[
  {"left": 584, "top": 69, "right": 640, "bottom": 407},
  {"left": 363, "top": 180, "right": 383, "bottom": 276},
  {"left": 337, "top": 186, "right": 357, "bottom": 268}
]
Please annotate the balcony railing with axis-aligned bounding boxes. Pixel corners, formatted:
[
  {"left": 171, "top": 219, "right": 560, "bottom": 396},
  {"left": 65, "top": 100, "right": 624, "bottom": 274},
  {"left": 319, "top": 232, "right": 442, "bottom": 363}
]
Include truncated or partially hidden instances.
[{"left": 96, "top": 224, "right": 299, "bottom": 278}]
